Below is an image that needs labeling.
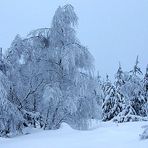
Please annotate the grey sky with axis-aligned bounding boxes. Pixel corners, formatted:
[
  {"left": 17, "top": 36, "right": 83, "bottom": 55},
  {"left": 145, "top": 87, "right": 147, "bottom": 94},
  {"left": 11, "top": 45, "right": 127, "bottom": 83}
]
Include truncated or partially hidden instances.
[{"left": 0, "top": 0, "right": 148, "bottom": 79}]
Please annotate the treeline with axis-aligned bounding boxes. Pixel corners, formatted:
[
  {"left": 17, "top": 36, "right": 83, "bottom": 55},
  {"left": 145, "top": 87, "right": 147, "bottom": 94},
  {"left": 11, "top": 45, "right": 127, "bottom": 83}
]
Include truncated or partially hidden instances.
[
  {"left": 0, "top": 4, "right": 147, "bottom": 137},
  {"left": 101, "top": 58, "right": 148, "bottom": 122}
]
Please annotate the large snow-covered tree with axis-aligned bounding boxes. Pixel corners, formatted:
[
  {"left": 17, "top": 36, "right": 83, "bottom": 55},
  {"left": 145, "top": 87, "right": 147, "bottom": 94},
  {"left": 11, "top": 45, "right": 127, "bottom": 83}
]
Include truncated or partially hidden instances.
[
  {"left": 40, "top": 4, "right": 99, "bottom": 129},
  {"left": 3, "top": 4, "right": 100, "bottom": 131}
]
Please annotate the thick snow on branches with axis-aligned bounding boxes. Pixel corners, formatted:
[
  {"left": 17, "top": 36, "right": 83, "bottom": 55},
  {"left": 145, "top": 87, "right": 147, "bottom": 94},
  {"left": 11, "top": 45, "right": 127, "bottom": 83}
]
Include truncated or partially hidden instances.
[
  {"left": 0, "top": 4, "right": 100, "bottom": 137},
  {"left": 0, "top": 4, "right": 147, "bottom": 139}
]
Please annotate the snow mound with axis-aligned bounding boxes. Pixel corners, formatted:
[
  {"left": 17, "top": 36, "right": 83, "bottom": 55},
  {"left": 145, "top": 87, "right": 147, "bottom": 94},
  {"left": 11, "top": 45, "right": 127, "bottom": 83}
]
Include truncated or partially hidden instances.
[
  {"left": 0, "top": 121, "right": 148, "bottom": 148},
  {"left": 60, "top": 123, "right": 73, "bottom": 131}
]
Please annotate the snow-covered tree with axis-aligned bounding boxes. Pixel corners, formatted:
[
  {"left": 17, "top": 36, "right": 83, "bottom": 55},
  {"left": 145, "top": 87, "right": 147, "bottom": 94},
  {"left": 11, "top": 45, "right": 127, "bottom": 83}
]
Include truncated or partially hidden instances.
[
  {"left": 102, "top": 83, "right": 125, "bottom": 121},
  {"left": 143, "top": 65, "right": 148, "bottom": 116},
  {"left": 143, "top": 65, "right": 148, "bottom": 96},
  {"left": 128, "top": 57, "right": 146, "bottom": 117},
  {"left": 115, "top": 63, "right": 125, "bottom": 88},
  {"left": 2, "top": 4, "right": 99, "bottom": 131},
  {"left": 0, "top": 71, "right": 25, "bottom": 137},
  {"left": 40, "top": 4, "right": 98, "bottom": 130},
  {"left": 0, "top": 48, "right": 6, "bottom": 74},
  {"left": 114, "top": 58, "right": 147, "bottom": 122},
  {"left": 68, "top": 74, "right": 101, "bottom": 130},
  {"left": 130, "top": 56, "right": 143, "bottom": 75}
]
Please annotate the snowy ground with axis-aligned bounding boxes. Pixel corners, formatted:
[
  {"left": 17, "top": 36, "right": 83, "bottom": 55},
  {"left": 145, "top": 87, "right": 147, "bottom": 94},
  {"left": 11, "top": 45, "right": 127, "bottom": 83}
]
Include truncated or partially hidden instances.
[{"left": 0, "top": 121, "right": 148, "bottom": 148}]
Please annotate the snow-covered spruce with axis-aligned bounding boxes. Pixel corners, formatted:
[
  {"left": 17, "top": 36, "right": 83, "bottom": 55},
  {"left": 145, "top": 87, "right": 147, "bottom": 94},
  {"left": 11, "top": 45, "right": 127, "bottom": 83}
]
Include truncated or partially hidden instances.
[{"left": 102, "top": 58, "right": 148, "bottom": 123}]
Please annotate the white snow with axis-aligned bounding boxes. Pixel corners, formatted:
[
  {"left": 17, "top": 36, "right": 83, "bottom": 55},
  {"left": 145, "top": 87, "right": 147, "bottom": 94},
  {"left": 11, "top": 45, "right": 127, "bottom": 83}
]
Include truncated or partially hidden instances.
[{"left": 0, "top": 121, "right": 148, "bottom": 148}]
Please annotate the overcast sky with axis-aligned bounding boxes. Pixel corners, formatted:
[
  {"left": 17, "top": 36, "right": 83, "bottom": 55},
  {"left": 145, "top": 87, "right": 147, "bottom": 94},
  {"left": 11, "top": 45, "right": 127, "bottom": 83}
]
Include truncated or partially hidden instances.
[{"left": 0, "top": 0, "right": 148, "bottom": 79}]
